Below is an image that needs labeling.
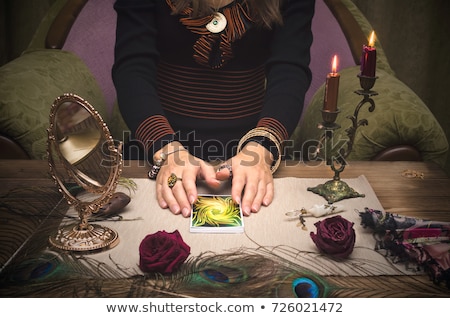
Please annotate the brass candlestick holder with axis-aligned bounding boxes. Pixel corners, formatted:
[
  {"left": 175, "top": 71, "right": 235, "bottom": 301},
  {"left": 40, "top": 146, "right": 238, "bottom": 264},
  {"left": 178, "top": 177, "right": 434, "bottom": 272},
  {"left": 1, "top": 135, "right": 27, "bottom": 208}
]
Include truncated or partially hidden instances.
[{"left": 307, "top": 74, "right": 378, "bottom": 203}]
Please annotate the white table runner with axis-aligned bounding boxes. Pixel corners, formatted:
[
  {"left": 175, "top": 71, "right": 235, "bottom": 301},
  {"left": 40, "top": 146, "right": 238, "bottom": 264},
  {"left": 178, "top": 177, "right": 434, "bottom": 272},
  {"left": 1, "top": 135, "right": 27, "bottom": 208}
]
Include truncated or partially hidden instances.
[{"left": 64, "top": 176, "right": 410, "bottom": 277}]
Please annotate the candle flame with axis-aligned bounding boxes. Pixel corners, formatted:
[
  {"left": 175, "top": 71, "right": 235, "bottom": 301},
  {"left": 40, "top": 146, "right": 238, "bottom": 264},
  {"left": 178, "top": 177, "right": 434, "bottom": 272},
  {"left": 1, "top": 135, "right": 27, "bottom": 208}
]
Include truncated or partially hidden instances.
[
  {"left": 368, "top": 31, "right": 376, "bottom": 47},
  {"left": 332, "top": 55, "right": 338, "bottom": 74}
]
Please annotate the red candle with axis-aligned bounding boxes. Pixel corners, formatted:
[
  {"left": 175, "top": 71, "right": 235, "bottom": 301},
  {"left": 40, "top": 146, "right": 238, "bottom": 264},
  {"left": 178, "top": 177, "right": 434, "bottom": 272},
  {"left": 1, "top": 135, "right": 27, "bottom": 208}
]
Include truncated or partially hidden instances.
[
  {"left": 360, "top": 31, "right": 377, "bottom": 77},
  {"left": 323, "top": 55, "right": 340, "bottom": 112}
]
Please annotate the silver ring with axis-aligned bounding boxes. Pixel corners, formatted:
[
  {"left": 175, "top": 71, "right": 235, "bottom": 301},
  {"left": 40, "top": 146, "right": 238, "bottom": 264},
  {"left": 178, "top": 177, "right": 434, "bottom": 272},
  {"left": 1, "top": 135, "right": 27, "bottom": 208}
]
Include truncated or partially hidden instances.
[
  {"left": 167, "top": 173, "right": 182, "bottom": 188},
  {"left": 218, "top": 164, "right": 233, "bottom": 178}
]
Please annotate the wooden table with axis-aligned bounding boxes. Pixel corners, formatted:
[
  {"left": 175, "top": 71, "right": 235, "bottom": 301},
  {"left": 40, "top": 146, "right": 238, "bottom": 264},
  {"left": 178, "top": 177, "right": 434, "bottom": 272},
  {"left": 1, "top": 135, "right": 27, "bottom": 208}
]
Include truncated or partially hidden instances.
[
  {"left": 3, "top": 160, "right": 447, "bottom": 220},
  {"left": 1, "top": 160, "right": 449, "bottom": 297}
]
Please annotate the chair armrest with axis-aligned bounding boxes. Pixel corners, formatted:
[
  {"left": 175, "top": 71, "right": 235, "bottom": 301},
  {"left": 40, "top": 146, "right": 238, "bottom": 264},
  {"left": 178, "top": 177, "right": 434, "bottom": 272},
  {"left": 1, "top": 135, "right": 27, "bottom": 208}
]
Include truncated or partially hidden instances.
[
  {"left": 324, "top": 0, "right": 367, "bottom": 64},
  {"left": 45, "top": 0, "right": 88, "bottom": 49},
  {"left": 371, "top": 145, "right": 422, "bottom": 161},
  {"left": 0, "top": 135, "right": 30, "bottom": 160},
  {"left": 325, "top": 0, "right": 394, "bottom": 76}
]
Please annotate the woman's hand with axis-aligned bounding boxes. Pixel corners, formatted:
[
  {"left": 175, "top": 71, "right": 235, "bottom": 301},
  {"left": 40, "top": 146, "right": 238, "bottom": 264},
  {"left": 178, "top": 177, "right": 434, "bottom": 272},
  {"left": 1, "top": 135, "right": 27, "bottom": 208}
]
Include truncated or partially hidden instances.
[
  {"left": 216, "top": 142, "right": 274, "bottom": 216},
  {"left": 155, "top": 142, "right": 220, "bottom": 217}
]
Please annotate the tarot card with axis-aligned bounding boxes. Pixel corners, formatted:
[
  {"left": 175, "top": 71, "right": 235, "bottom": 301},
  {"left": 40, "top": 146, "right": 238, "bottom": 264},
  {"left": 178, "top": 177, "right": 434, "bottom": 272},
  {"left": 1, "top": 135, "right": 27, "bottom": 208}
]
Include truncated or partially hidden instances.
[{"left": 190, "top": 194, "right": 244, "bottom": 233}]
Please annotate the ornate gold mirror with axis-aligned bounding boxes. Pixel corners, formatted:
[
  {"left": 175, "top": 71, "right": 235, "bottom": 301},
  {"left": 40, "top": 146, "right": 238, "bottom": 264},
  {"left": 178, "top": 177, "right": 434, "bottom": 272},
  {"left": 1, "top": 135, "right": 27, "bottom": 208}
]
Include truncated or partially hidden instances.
[{"left": 47, "top": 93, "right": 123, "bottom": 252}]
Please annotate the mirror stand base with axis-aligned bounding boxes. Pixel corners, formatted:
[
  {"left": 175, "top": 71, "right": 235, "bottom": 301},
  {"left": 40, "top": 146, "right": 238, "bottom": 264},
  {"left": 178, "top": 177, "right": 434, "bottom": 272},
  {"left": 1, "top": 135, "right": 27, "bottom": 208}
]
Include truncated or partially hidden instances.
[{"left": 49, "top": 223, "right": 119, "bottom": 252}]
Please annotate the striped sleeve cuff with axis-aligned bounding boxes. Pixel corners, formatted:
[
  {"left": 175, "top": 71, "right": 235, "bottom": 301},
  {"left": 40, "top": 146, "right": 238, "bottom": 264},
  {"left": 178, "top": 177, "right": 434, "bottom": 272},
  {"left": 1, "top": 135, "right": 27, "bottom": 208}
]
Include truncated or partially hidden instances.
[{"left": 135, "top": 115, "right": 176, "bottom": 155}]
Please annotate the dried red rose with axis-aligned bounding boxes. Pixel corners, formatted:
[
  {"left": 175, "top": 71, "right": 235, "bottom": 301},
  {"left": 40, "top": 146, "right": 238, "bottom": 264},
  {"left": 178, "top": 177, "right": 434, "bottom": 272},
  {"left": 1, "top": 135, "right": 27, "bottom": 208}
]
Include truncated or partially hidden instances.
[
  {"left": 310, "top": 215, "right": 356, "bottom": 259},
  {"left": 139, "top": 230, "right": 190, "bottom": 274}
]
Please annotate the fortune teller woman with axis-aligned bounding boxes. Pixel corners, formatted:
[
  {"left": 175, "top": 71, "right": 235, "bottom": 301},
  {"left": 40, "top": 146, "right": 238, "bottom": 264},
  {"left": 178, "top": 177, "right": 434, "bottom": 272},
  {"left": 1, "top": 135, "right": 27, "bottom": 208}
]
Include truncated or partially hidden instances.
[{"left": 112, "top": 0, "right": 314, "bottom": 217}]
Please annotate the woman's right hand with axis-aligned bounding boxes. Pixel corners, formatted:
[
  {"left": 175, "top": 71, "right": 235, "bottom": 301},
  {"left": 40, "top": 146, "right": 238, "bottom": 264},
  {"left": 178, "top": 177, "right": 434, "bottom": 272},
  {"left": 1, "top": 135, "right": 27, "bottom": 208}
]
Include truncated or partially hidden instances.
[{"left": 154, "top": 142, "right": 220, "bottom": 217}]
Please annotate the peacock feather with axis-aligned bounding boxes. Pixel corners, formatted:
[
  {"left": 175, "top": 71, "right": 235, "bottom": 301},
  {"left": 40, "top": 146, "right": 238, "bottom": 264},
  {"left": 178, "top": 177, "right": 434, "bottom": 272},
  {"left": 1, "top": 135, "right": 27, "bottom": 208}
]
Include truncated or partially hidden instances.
[{"left": 1, "top": 243, "right": 449, "bottom": 297}]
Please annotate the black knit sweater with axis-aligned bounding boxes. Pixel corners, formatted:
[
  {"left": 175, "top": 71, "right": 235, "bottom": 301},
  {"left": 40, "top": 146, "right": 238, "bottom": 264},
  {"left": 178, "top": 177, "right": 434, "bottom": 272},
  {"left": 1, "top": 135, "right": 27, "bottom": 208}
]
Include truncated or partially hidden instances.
[{"left": 112, "top": 0, "right": 314, "bottom": 161}]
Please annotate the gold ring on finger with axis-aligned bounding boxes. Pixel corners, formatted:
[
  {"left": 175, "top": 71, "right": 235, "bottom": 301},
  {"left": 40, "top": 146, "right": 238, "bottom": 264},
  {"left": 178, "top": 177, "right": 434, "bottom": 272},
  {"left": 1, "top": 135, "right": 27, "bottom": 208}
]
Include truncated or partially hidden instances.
[{"left": 168, "top": 173, "right": 182, "bottom": 188}]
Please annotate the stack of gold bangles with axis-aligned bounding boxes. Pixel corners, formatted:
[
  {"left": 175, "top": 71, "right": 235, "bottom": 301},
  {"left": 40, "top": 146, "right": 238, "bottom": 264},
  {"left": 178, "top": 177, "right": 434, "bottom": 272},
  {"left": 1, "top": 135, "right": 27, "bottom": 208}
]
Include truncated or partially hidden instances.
[{"left": 237, "top": 127, "right": 283, "bottom": 174}]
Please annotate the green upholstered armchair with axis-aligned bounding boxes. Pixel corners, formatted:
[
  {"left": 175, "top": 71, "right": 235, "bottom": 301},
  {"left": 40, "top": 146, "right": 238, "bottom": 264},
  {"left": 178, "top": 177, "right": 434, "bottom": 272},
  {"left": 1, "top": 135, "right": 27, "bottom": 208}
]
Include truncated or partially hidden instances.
[
  {"left": 0, "top": 0, "right": 448, "bottom": 168},
  {"left": 290, "top": 0, "right": 448, "bottom": 168}
]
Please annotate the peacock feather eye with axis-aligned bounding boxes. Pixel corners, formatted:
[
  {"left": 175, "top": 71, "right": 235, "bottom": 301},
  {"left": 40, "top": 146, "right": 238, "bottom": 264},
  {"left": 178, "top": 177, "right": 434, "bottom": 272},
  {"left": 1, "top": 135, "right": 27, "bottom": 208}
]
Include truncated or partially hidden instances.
[
  {"left": 199, "top": 265, "right": 248, "bottom": 284},
  {"left": 9, "top": 255, "right": 60, "bottom": 283},
  {"left": 292, "top": 277, "right": 320, "bottom": 298},
  {"left": 200, "top": 269, "right": 230, "bottom": 283}
]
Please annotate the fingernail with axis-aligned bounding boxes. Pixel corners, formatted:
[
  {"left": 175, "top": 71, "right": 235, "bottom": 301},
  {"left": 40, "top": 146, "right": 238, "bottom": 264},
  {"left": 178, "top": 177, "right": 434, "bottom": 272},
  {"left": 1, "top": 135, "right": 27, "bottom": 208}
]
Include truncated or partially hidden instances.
[
  {"left": 189, "top": 195, "right": 196, "bottom": 204},
  {"left": 182, "top": 207, "right": 190, "bottom": 217},
  {"left": 172, "top": 205, "right": 181, "bottom": 214},
  {"left": 243, "top": 206, "right": 250, "bottom": 216}
]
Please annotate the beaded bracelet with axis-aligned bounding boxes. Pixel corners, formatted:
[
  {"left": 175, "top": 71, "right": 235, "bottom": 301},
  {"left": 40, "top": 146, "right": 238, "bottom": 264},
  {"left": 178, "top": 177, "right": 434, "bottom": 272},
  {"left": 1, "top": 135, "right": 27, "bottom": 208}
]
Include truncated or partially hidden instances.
[
  {"left": 237, "top": 127, "right": 282, "bottom": 174},
  {"left": 148, "top": 148, "right": 188, "bottom": 179}
]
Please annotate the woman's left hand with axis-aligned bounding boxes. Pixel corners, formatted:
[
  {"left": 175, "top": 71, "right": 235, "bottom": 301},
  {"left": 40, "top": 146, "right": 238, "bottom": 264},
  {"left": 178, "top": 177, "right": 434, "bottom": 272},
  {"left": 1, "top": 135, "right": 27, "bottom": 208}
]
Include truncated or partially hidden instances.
[{"left": 216, "top": 142, "right": 274, "bottom": 216}]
